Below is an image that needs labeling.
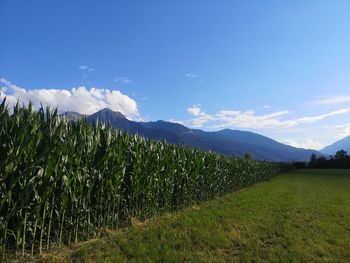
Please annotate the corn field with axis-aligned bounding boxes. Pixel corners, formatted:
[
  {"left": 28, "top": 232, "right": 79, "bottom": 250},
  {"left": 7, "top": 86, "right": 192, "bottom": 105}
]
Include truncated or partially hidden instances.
[{"left": 0, "top": 98, "right": 284, "bottom": 256}]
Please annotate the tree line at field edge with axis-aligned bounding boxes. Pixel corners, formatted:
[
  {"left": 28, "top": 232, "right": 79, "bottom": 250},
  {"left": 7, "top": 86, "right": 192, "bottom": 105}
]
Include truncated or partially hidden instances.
[{"left": 293, "top": 150, "right": 350, "bottom": 169}]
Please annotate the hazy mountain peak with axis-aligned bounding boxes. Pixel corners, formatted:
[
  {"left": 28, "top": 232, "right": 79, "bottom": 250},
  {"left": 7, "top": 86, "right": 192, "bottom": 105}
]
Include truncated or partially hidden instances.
[
  {"left": 94, "top": 108, "right": 126, "bottom": 119},
  {"left": 60, "top": 111, "right": 85, "bottom": 121},
  {"left": 140, "top": 120, "right": 190, "bottom": 133},
  {"left": 322, "top": 135, "right": 350, "bottom": 155}
]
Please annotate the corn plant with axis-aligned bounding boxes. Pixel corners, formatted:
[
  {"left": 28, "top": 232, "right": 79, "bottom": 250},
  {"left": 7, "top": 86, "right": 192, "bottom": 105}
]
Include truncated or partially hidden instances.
[{"left": 0, "top": 98, "right": 286, "bottom": 257}]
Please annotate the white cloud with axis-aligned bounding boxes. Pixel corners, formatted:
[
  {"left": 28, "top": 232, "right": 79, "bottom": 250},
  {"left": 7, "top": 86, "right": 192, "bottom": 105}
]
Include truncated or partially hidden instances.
[
  {"left": 79, "top": 65, "right": 94, "bottom": 72},
  {"left": 187, "top": 105, "right": 214, "bottom": 128},
  {"left": 167, "top": 119, "right": 186, "bottom": 126},
  {"left": 211, "top": 110, "right": 292, "bottom": 129},
  {"left": 185, "top": 73, "right": 197, "bottom": 79},
  {"left": 327, "top": 123, "right": 350, "bottom": 140},
  {"left": 79, "top": 65, "right": 88, "bottom": 70},
  {"left": 187, "top": 105, "right": 203, "bottom": 116},
  {"left": 283, "top": 139, "right": 325, "bottom": 150},
  {"left": 183, "top": 105, "right": 350, "bottom": 129},
  {"left": 312, "top": 95, "right": 350, "bottom": 105},
  {"left": 263, "top": 105, "right": 271, "bottom": 109},
  {"left": 114, "top": 77, "right": 132, "bottom": 84},
  {"left": 78, "top": 65, "right": 94, "bottom": 79},
  {"left": 0, "top": 78, "right": 140, "bottom": 118}
]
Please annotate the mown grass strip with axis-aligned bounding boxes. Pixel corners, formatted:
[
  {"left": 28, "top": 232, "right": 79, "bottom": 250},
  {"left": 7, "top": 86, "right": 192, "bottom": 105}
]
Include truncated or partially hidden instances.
[{"left": 34, "top": 170, "right": 350, "bottom": 263}]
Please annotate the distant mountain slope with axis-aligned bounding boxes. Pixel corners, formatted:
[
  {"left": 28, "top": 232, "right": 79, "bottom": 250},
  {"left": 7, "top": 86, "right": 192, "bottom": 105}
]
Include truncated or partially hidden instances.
[
  {"left": 321, "top": 136, "right": 350, "bottom": 155},
  {"left": 90, "top": 109, "right": 181, "bottom": 143},
  {"left": 61, "top": 108, "right": 321, "bottom": 162},
  {"left": 141, "top": 120, "right": 190, "bottom": 133},
  {"left": 139, "top": 119, "right": 319, "bottom": 161},
  {"left": 61, "top": 111, "right": 85, "bottom": 121},
  {"left": 208, "top": 129, "right": 317, "bottom": 161}
]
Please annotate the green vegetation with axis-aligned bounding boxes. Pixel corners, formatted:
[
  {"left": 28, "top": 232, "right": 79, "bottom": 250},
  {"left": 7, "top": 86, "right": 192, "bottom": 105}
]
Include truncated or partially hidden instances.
[
  {"left": 35, "top": 169, "right": 350, "bottom": 262},
  {"left": 0, "top": 99, "right": 282, "bottom": 257},
  {"left": 308, "top": 150, "right": 350, "bottom": 169}
]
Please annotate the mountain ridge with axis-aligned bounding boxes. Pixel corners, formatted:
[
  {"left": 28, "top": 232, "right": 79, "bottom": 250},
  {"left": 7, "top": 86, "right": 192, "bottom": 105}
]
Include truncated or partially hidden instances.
[
  {"left": 61, "top": 108, "right": 321, "bottom": 162},
  {"left": 321, "top": 135, "right": 350, "bottom": 155}
]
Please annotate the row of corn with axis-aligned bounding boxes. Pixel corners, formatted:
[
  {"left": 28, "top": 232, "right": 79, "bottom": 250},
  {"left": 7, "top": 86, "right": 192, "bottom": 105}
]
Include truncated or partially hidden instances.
[{"left": 0, "top": 98, "right": 283, "bottom": 256}]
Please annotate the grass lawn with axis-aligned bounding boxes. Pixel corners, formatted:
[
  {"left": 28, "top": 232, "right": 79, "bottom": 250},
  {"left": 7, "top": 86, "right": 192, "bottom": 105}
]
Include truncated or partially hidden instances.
[{"left": 15, "top": 169, "right": 350, "bottom": 262}]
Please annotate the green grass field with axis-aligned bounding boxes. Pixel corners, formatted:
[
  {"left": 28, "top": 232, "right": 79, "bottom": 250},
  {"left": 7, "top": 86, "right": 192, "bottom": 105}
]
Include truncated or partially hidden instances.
[{"left": 18, "top": 169, "right": 350, "bottom": 262}]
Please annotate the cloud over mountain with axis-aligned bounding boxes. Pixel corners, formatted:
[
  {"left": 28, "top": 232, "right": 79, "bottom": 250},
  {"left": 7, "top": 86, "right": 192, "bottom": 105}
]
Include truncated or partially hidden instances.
[
  {"left": 184, "top": 105, "right": 350, "bottom": 130},
  {"left": 283, "top": 139, "right": 325, "bottom": 150},
  {"left": 0, "top": 78, "right": 139, "bottom": 118}
]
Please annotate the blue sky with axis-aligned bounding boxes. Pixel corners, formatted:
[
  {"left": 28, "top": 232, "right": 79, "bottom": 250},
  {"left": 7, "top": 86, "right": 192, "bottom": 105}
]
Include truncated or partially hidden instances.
[{"left": 1, "top": 0, "right": 350, "bottom": 149}]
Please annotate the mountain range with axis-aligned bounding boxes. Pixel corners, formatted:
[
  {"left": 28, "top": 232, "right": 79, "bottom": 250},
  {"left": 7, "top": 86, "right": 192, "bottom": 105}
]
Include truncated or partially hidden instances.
[
  {"left": 321, "top": 136, "right": 350, "bottom": 155},
  {"left": 61, "top": 108, "right": 321, "bottom": 162}
]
